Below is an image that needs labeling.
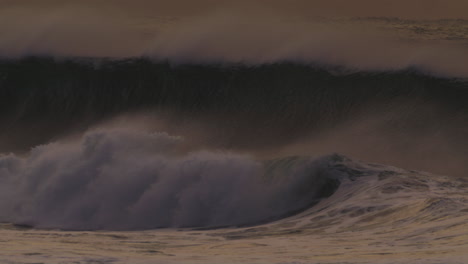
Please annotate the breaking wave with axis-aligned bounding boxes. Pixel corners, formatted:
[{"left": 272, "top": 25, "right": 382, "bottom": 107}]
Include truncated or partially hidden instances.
[
  {"left": 0, "top": 128, "right": 341, "bottom": 230},
  {"left": 0, "top": 57, "right": 466, "bottom": 230},
  {"left": 0, "top": 57, "right": 467, "bottom": 177}
]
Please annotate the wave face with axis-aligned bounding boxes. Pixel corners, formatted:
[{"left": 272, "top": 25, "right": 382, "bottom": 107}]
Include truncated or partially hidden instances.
[
  {"left": 0, "top": 57, "right": 467, "bottom": 231},
  {"left": 0, "top": 57, "right": 467, "bottom": 177},
  {"left": 0, "top": 128, "right": 341, "bottom": 230},
  {"left": 0, "top": 58, "right": 466, "bottom": 138}
]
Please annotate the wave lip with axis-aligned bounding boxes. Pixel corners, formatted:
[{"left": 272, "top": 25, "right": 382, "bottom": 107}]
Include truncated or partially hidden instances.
[{"left": 0, "top": 128, "right": 344, "bottom": 230}]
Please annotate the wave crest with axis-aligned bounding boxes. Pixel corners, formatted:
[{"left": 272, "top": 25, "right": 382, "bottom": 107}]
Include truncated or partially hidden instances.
[{"left": 0, "top": 128, "right": 342, "bottom": 230}]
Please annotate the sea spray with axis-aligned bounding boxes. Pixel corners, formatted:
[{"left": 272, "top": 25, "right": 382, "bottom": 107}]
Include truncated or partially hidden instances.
[{"left": 0, "top": 128, "right": 341, "bottom": 230}]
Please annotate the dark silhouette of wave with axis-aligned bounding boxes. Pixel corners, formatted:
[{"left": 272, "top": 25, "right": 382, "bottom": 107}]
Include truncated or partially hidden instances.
[{"left": 0, "top": 57, "right": 466, "bottom": 151}]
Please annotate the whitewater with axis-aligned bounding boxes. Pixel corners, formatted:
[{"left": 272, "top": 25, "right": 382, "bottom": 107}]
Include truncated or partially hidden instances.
[
  {"left": 0, "top": 8, "right": 467, "bottom": 264},
  {"left": 1, "top": 153, "right": 467, "bottom": 263}
]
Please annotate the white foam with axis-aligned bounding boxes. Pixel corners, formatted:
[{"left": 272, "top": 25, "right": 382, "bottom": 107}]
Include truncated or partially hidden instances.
[{"left": 0, "top": 128, "right": 340, "bottom": 230}]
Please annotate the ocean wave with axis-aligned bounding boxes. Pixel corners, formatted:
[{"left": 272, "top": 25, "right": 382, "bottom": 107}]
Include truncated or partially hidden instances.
[
  {"left": 1, "top": 57, "right": 465, "bottom": 122},
  {"left": 0, "top": 128, "right": 342, "bottom": 230},
  {"left": 0, "top": 58, "right": 466, "bottom": 178},
  {"left": 1, "top": 6, "right": 468, "bottom": 77}
]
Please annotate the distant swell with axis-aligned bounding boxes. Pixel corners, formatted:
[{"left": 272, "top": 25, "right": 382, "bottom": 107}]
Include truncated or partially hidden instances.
[{"left": 0, "top": 128, "right": 341, "bottom": 230}]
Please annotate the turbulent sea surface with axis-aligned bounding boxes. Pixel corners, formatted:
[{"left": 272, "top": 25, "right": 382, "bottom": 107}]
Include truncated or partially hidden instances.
[
  {"left": 0, "top": 16, "right": 467, "bottom": 263},
  {"left": 1, "top": 155, "right": 467, "bottom": 263}
]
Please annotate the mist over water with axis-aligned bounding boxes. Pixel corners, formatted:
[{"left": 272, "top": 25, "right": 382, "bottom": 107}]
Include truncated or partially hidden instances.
[
  {"left": 0, "top": 0, "right": 467, "bottom": 234},
  {"left": 1, "top": 3, "right": 468, "bottom": 77}
]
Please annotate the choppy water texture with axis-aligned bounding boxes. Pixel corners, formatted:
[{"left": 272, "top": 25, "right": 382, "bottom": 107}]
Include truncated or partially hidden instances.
[{"left": 1, "top": 155, "right": 467, "bottom": 264}]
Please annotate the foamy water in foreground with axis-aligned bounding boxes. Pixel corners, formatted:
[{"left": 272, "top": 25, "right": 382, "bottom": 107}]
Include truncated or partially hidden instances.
[{"left": 1, "top": 155, "right": 467, "bottom": 264}]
